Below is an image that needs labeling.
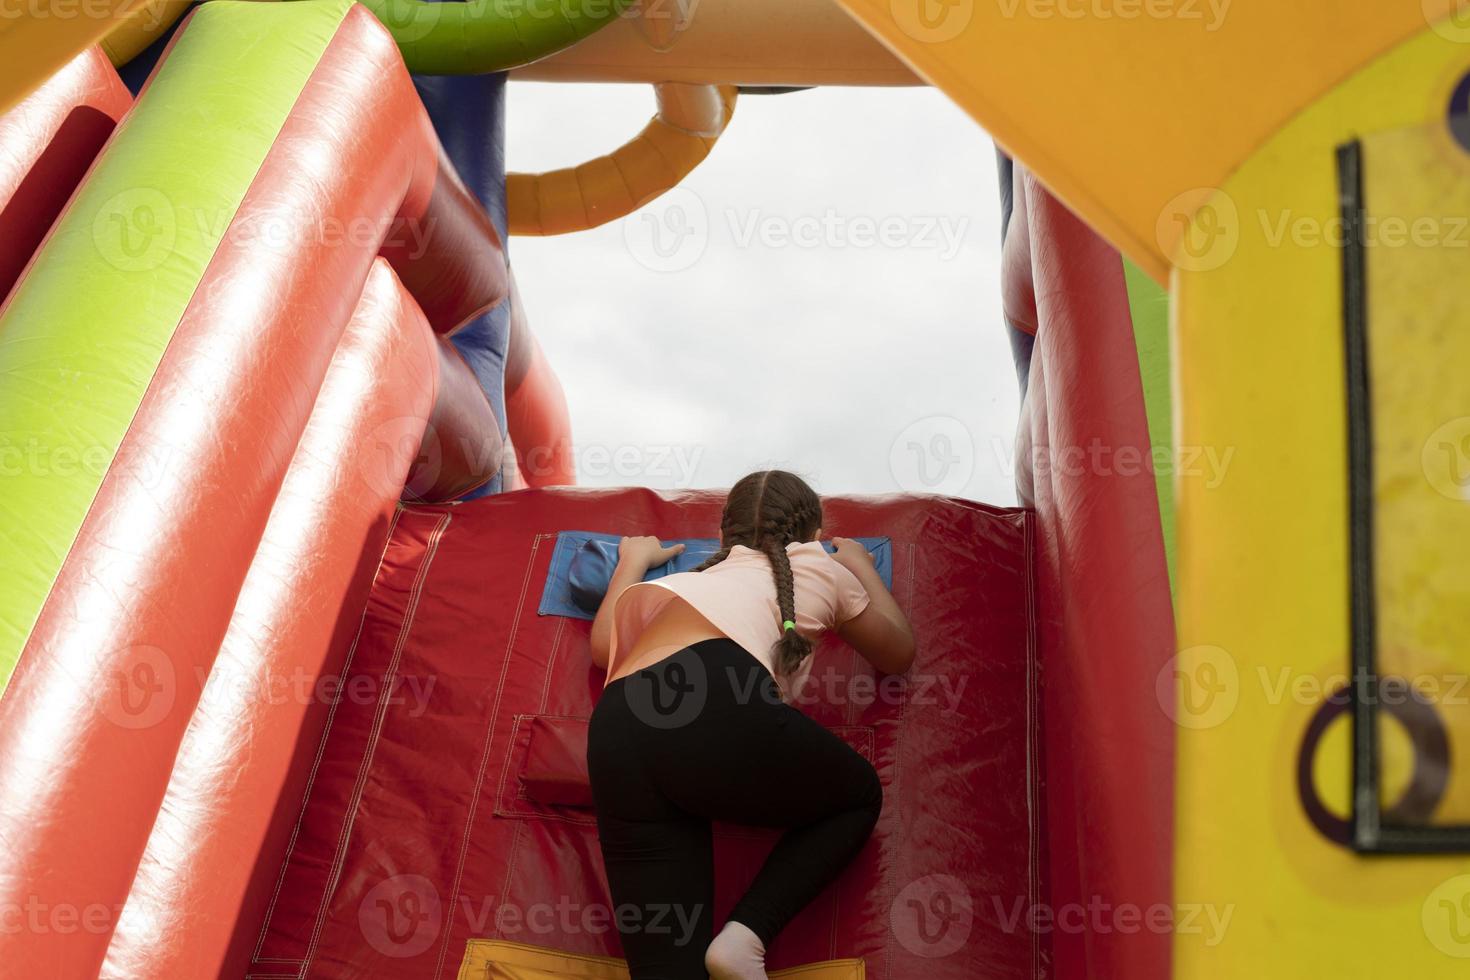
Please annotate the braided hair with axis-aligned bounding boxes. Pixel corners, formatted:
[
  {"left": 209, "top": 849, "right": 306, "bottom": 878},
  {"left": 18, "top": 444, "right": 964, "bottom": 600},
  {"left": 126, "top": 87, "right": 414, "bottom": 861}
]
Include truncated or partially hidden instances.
[{"left": 694, "top": 470, "right": 823, "bottom": 677}]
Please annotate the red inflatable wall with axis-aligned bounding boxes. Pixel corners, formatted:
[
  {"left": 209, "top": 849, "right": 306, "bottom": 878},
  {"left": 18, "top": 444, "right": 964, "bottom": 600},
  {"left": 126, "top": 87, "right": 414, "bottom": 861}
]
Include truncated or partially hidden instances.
[
  {"left": 1009, "top": 167, "right": 1177, "bottom": 980},
  {"left": 244, "top": 488, "right": 1042, "bottom": 979}
]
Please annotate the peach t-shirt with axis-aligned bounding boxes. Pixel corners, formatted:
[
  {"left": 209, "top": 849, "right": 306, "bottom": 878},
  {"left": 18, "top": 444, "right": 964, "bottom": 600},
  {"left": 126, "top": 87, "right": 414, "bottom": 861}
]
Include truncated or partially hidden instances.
[{"left": 607, "top": 541, "right": 872, "bottom": 697}]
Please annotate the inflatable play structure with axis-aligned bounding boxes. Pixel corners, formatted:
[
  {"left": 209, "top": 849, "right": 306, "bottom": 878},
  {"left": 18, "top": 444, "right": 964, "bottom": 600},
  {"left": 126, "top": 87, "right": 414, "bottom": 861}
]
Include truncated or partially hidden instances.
[{"left": 1, "top": 1, "right": 1468, "bottom": 977}]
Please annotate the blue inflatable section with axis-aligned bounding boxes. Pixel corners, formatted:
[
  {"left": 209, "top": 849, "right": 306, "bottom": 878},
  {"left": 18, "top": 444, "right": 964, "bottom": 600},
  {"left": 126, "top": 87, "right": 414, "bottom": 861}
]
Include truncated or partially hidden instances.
[
  {"left": 411, "top": 72, "right": 512, "bottom": 498},
  {"left": 538, "top": 532, "right": 895, "bottom": 620}
]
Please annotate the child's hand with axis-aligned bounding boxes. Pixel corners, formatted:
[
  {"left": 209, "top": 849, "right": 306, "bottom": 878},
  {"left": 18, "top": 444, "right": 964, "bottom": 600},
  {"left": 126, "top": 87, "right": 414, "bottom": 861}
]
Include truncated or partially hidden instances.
[
  {"left": 619, "top": 535, "right": 686, "bottom": 571},
  {"left": 831, "top": 537, "right": 873, "bottom": 569}
]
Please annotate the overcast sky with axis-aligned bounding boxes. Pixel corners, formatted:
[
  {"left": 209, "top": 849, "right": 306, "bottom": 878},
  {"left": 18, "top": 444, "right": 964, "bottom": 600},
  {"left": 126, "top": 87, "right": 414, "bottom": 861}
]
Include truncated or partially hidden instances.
[{"left": 506, "top": 83, "right": 1018, "bottom": 506}]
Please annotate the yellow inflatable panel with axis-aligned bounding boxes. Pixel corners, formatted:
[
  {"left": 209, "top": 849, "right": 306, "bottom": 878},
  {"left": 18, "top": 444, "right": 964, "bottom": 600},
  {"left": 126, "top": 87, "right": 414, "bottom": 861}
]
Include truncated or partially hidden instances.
[
  {"left": 456, "top": 939, "right": 864, "bottom": 979},
  {"left": 0, "top": 0, "right": 145, "bottom": 115},
  {"left": 1172, "top": 23, "right": 1470, "bottom": 977},
  {"left": 100, "top": 0, "right": 192, "bottom": 67},
  {"left": 831, "top": 0, "right": 1466, "bottom": 283}
]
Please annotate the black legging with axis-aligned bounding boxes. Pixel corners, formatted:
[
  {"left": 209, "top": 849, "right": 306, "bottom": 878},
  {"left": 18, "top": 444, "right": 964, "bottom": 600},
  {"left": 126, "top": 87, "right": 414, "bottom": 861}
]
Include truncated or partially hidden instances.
[{"left": 587, "top": 638, "right": 882, "bottom": 979}]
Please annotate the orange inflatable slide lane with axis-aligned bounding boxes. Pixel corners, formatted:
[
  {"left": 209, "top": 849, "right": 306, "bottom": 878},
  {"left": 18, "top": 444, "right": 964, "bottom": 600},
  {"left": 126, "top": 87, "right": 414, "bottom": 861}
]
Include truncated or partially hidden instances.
[
  {"left": 0, "top": 3, "right": 507, "bottom": 976},
  {"left": 103, "top": 260, "right": 439, "bottom": 979}
]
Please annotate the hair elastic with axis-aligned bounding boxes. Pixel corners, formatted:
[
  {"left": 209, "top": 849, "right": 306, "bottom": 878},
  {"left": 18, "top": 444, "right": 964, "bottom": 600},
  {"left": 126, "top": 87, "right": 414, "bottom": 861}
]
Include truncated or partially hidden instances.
[{"left": 782, "top": 619, "right": 796, "bottom": 632}]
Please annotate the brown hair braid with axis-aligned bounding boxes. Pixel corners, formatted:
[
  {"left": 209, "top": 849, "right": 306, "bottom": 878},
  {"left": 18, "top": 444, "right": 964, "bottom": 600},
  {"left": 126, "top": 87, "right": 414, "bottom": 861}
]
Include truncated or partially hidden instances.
[{"left": 693, "top": 470, "right": 823, "bottom": 677}]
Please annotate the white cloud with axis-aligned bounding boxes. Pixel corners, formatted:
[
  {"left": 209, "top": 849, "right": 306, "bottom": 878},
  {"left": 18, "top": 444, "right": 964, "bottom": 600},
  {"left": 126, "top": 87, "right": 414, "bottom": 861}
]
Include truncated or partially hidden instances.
[{"left": 507, "top": 82, "right": 1017, "bottom": 505}]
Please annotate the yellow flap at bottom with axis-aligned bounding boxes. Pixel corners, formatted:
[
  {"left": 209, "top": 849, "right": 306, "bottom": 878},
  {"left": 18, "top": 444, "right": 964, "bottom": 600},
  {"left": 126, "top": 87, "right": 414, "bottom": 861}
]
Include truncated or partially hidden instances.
[{"left": 458, "top": 939, "right": 865, "bottom": 979}]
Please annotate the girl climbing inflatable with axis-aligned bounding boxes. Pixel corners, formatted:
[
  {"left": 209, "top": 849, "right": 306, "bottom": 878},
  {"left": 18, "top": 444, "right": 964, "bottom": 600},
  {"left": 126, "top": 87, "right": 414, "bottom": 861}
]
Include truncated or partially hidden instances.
[{"left": 586, "top": 470, "right": 916, "bottom": 978}]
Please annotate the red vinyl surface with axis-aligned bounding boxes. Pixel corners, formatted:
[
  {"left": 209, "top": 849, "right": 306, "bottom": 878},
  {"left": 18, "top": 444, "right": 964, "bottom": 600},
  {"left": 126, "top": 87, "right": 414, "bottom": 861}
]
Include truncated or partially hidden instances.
[
  {"left": 1011, "top": 169, "right": 1176, "bottom": 980},
  {"left": 101, "top": 260, "right": 440, "bottom": 980},
  {"left": 504, "top": 276, "right": 574, "bottom": 488},
  {"left": 0, "top": 46, "right": 129, "bottom": 305},
  {"left": 0, "top": 10, "right": 507, "bottom": 975},
  {"left": 246, "top": 488, "right": 1041, "bottom": 979}
]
